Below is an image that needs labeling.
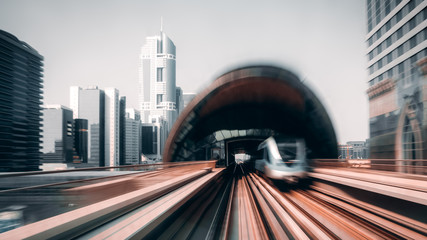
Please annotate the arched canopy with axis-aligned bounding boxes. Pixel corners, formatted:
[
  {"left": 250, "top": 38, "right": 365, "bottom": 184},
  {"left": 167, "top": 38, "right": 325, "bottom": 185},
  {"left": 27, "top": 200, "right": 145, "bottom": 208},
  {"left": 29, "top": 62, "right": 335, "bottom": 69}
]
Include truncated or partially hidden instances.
[{"left": 164, "top": 66, "right": 338, "bottom": 162}]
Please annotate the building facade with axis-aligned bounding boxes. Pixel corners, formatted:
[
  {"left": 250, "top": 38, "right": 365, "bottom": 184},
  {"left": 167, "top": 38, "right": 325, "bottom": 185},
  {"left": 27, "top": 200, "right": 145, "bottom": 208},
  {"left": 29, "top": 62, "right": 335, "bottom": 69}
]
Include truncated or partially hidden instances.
[
  {"left": 0, "top": 30, "right": 44, "bottom": 171},
  {"left": 119, "top": 96, "right": 126, "bottom": 165},
  {"left": 138, "top": 29, "right": 177, "bottom": 132},
  {"left": 141, "top": 119, "right": 167, "bottom": 161},
  {"left": 176, "top": 87, "right": 184, "bottom": 116},
  {"left": 104, "top": 88, "right": 120, "bottom": 167},
  {"left": 41, "top": 105, "right": 74, "bottom": 163},
  {"left": 125, "top": 108, "right": 141, "bottom": 165},
  {"left": 73, "top": 118, "right": 88, "bottom": 163},
  {"left": 339, "top": 141, "right": 369, "bottom": 159},
  {"left": 70, "top": 86, "right": 105, "bottom": 166},
  {"left": 366, "top": 0, "right": 426, "bottom": 166}
]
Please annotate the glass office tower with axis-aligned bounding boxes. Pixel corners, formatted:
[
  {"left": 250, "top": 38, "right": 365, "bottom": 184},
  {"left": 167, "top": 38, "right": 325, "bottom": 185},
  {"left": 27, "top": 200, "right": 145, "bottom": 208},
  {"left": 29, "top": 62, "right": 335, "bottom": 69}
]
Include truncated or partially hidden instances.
[
  {"left": 366, "top": 0, "right": 426, "bottom": 166},
  {"left": 0, "top": 30, "right": 43, "bottom": 171}
]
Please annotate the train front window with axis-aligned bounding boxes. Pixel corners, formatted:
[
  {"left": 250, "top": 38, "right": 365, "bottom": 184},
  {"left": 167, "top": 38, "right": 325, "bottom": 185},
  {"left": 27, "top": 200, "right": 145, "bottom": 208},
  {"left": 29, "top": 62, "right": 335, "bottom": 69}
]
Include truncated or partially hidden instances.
[{"left": 277, "top": 143, "right": 297, "bottom": 166}]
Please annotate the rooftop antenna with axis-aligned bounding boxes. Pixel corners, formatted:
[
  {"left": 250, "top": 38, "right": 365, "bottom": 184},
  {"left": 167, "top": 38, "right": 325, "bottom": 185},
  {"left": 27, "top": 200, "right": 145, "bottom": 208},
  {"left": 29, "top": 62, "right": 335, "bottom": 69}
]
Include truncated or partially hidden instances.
[{"left": 160, "top": 16, "right": 163, "bottom": 32}]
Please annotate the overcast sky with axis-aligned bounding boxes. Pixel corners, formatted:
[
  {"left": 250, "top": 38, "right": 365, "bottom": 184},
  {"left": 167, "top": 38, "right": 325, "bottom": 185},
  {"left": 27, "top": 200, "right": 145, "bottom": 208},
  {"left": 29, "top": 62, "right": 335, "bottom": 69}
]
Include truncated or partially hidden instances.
[{"left": 0, "top": 0, "right": 368, "bottom": 143}]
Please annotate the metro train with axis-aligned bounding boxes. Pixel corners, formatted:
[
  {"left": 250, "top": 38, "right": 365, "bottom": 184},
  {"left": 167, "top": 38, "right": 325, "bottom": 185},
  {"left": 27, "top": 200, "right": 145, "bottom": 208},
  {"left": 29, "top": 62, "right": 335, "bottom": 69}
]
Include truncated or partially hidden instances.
[{"left": 252, "top": 136, "right": 309, "bottom": 184}]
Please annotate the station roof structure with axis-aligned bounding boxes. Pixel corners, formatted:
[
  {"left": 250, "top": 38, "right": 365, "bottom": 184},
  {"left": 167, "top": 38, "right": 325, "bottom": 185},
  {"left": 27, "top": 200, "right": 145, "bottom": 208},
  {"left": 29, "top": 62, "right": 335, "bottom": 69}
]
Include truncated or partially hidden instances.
[{"left": 164, "top": 65, "right": 338, "bottom": 162}]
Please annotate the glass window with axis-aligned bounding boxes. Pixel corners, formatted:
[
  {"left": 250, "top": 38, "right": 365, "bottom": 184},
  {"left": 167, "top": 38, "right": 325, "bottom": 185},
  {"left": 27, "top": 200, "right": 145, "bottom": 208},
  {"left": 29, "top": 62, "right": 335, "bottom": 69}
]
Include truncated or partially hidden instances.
[
  {"left": 378, "top": 58, "right": 383, "bottom": 69},
  {"left": 156, "top": 94, "right": 163, "bottom": 104},
  {"left": 396, "top": 9, "right": 402, "bottom": 22},
  {"left": 391, "top": 32, "right": 397, "bottom": 43},
  {"left": 398, "top": 62, "right": 404, "bottom": 74},
  {"left": 402, "top": 23, "right": 410, "bottom": 35},
  {"left": 385, "top": 20, "right": 391, "bottom": 31},
  {"left": 402, "top": 4, "right": 409, "bottom": 17},
  {"left": 410, "top": 36, "right": 416, "bottom": 48},
  {"left": 381, "top": 25, "right": 386, "bottom": 36},
  {"left": 392, "top": 48, "right": 398, "bottom": 59},
  {"left": 369, "top": 51, "right": 374, "bottom": 60},
  {"left": 397, "top": 27, "right": 403, "bottom": 39},
  {"left": 156, "top": 68, "right": 163, "bottom": 82},
  {"left": 409, "top": 17, "right": 416, "bottom": 29},
  {"left": 408, "top": 0, "right": 415, "bottom": 11},
  {"left": 403, "top": 40, "right": 410, "bottom": 53},
  {"left": 415, "top": 10, "right": 423, "bottom": 25},
  {"left": 263, "top": 149, "right": 270, "bottom": 163},
  {"left": 387, "top": 53, "right": 393, "bottom": 64},
  {"left": 278, "top": 143, "right": 298, "bottom": 166},
  {"left": 386, "top": 37, "right": 392, "bottom": 48},
  {"left": 387, "top": 68, "right": 393, "bottom": 78},
  {"left": 391, "top": 15, "right": 397, "bottom": 26},
  {"left": 385, "top": 2, "right": 391, "bottom": 16}
]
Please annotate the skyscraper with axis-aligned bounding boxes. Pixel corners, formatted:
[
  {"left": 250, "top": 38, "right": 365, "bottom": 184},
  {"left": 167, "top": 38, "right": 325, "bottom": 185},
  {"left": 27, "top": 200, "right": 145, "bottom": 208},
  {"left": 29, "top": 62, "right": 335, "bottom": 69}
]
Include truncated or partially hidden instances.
[
  {"left": 176, "top": 87, "right": 184, "bottom": 116},
  {"left": 366, "top": 0, "right": 426, "bottom": 163},
  {"left": 138, "top": 27, "right": 177, "bottom": 132},
  {"left": 104, "top": 87, "right": 120, "bottom": 167},
  {"left": 0, "top": 30, "right": 43, "bottom": 171},
  {"left": 119, "top": 96, "right": 126, "bottom": 166},
  {"left": 41, "top": 105, "right": 74, "bottom": 163},
  {"left": 70, "top": 86, "right": 105, "bottom": 166},
  {"left": 125, "top": 108, "right": 141, "bottom": 165},
  {"left": 73, "top": 118, "right": 88, "bottom": 163}
]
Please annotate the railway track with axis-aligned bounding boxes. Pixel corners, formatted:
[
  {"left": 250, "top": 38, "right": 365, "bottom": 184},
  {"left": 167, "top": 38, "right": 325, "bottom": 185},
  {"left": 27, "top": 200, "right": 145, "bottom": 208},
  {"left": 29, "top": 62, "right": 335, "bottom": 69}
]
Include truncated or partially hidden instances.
[
  {"left": 2, "top": 163, "right": 426, "bottom": 239},
  {"left": 223, "top": 164, "right": 426, "bottom": 240}
]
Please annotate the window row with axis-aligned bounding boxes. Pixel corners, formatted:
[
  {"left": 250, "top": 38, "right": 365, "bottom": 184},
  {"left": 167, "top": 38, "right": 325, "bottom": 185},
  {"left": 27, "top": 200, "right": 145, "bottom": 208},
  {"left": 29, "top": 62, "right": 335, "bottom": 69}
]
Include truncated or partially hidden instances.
[
  {"left": 367, "top": 0, "right": 402, "bottom": 32},
  {"left": 368, "top": 48, "right": 426, "bottom": 87},
  {"left": 367, "top": 0, "right": 423, "bottom": 45},
  {"left": 369, "top": 27, "right": 426, "bottom": 75},
  {"left": 368, "top": 7, "right": 426, "bottom": 61}
]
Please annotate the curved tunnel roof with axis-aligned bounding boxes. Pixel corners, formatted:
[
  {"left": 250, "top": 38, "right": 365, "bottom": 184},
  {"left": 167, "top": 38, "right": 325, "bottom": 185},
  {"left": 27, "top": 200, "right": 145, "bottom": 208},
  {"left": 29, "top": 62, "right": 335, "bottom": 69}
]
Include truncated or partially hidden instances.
[{"left": 164, "top": 65, "right": 338, "bottom": 162}]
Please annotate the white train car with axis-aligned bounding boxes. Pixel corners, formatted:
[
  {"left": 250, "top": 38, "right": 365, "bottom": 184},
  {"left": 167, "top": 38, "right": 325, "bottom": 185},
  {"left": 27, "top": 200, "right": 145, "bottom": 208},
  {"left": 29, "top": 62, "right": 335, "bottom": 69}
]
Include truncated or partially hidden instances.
[{"left": 254, "top": 136, "right": 308, "bottom": 184}]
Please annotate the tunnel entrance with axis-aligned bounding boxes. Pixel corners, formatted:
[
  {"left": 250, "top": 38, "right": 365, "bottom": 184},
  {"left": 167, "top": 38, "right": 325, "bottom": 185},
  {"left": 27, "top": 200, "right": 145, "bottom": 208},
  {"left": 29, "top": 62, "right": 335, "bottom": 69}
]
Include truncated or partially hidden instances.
[{"left": 164, "top": 66, "right": 338, "bottom": 164}]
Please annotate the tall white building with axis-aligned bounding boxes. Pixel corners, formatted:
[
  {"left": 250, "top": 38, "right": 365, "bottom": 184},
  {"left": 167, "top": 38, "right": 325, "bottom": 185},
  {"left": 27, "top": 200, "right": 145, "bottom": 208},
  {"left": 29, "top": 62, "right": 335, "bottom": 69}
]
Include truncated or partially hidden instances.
[
  {"left": 138, "top": 28, "right": 177, "bottom": 132},
  {"left": 70, "top": 86, "right": 105, "bottom": 166},
  {"left": 105, "top": 88, "right": 120, "bottom": 167}
]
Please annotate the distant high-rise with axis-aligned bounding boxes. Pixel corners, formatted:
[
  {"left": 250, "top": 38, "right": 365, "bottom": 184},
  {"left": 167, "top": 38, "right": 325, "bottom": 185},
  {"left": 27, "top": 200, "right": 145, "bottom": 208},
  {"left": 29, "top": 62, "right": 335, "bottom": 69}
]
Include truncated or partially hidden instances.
[
  {"left": 125, "top": 108, "right": 141, "bottom": 165},
  {"left": 0, "top": 30, "right": 43, "bottom": 171},
  {"left": 183, "top": 93, "right": 196, "bottom": 109},
  {"left": 70, "top": 86, "right": 105, "bottom": 166},
  {"left": 73, "top": 118, "right": 88, "bottom": 163},
  {"left": 365, "top": 0, "right": 426, "bottom": 163},
  {"left": 119, "top": 96, "right": 126, "bottom": 165},
  {"left": 104, "top": 88, "right": 120, "bottom": 167},
  {"left": 176, "top": 87, "right": 184, "bottom": 116},
  {"left": 41, "top": 105, "right": 74, "bottom": 163},
  {"left": 138, "top": 27, "right": 177, "bottom": 132}
]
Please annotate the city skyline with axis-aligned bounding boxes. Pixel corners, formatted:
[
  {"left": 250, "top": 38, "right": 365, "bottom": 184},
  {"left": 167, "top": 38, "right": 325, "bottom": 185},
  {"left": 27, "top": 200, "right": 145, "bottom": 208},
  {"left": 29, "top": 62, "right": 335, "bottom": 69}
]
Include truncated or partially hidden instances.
[{"left": 0, "top": 0, "right": 368, "bottom": 143}]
